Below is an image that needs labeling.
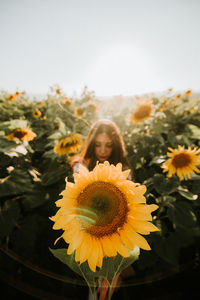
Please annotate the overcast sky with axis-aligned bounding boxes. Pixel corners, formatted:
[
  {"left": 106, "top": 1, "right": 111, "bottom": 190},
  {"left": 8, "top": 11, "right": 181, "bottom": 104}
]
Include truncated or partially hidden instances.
[{"left": 0, "top": 0, "right": 200, "bottom": 97}]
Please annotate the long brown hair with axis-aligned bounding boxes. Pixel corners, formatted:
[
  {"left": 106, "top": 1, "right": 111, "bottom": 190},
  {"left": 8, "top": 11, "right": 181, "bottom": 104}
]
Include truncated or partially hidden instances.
[{"left": 78, "top": 119, "right": 131, "bottom": 171}]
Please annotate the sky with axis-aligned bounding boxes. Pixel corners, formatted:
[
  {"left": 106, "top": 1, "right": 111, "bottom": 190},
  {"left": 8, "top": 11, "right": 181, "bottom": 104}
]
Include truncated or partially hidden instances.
[{"left": 0, "top": 0, "right": 200, "bottom": 97}]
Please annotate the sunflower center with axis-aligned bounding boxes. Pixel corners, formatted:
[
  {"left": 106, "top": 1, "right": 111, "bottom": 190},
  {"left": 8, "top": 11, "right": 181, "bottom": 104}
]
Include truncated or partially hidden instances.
[
  {"left": 172, "top": 153, "right": 191, "bottom": 168},
  {"left": 76, "top": 181, "right": 128, "bottom": 237},
  {"left": 61, "top": 140, "right": 76, "bottom": 148},
  {"left": 14, "top": 130, "right": 26, "bottom": 139},
  {"left": 134, "top": 105, "right": 151, "bottom": 119}
]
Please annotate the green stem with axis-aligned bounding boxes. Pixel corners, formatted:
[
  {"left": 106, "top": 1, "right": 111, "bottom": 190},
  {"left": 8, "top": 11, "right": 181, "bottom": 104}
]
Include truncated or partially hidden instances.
[{"left": 107, "top": 285, "right": 113, "bottom": 300}]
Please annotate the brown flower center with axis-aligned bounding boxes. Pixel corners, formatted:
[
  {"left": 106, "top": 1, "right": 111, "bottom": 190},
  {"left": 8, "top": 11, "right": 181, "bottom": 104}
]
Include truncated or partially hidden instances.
[
  {"left": 134, "top": 104, "right": 152, "bottom": 119},
  {"left": 60, "top": 139, "right": 78, "bottom": 149},
  {"left": 14, "top": 129, "right": 27, "bottom": 139},
  {"left": 172, "top": 153, "right": 191, "bottom": 168},
  {"left": 76, "top": 181, "right": 128, "bottom": 237}
]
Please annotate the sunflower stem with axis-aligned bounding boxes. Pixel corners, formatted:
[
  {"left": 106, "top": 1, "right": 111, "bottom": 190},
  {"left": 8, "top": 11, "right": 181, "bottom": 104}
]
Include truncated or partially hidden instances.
[{"left": 107, "top": 285, "right": 113, "bottom": 300}]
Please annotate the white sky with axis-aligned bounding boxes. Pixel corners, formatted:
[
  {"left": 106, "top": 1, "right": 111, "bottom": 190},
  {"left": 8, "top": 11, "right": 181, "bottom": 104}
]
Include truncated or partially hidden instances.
[{"left": 0, "top": 0, "right": 200, "bottom": 97}]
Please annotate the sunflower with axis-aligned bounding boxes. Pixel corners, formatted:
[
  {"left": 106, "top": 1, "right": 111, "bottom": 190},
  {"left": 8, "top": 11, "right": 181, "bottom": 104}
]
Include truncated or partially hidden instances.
[
  {"left": 74, "top": 107, "right": 85, "bottom": 119},
  {"left": 185, "top": 90, "right": 192, "bottom": 97},
  {"left": 175, "top": 94, "right": 181, "bottom": 99},
  {"left": 39, "top": 101, "right": 45, "bottom": 107},
  {"left": 8, "top": 94, "right": 16, "bottom": 101},
  {"left": 60, "top": 97, "right": 72, "bottom": 106},
  {"left": 7, "top": 128, "right": 37, "bottom": 142},
  {"left": 54, "top": 133, "right": 82, "bottom": 155},
  {"left": 161, "top": 145, "right": 200, "bottom": 180},
  {"left": 56, "top": 88, "right": 62, "bottom": 95},
  {"left": 33, "top": 110, "right": 42, "bottom": 118},
  {"left": 15, "top": 91, "right": 21, "bottom": 97},
  {"left": 87, "top": 104, "right": 98, "bottom": 113},
  {"left": 50, "top": 161, "right": 159, "bottom": 272},
  {"left": 130, "top": 102, "right": 152, "bottom": 124}
]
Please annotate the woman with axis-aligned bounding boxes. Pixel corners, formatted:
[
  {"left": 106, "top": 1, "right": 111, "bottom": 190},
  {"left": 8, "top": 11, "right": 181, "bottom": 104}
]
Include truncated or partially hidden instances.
[
  {"left": 72, "top": 119, "right": 132, "bottom": 178},
  {"left": 71, "top": 119, "right": 134, "bottom": 299}
]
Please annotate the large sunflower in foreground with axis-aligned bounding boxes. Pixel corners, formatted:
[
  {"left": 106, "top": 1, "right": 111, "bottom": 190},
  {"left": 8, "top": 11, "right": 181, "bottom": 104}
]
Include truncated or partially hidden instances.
[
  {"left": 54, "top": 133, "right": 82, "bottom": 155},
  {"left": 50, "top": 161, "right": 159, "bottom": 272},
  {"left": 7, "top": 128, "right": 37, "bottom": 142},
  {"left": 130, "top": 102, "right": 152, "bottom": 124},
  {"left": 161, "top": 145, "right": 200, "bottom": 180}
]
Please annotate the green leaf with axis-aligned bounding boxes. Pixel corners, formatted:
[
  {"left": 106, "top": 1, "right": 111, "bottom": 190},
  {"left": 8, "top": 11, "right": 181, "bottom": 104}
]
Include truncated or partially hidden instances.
[
  {"left": 189, "top": 174, "right": 200, "bottom": 181},
  {"left": 177, "top": 186, "right": 198, "bottom": 200},
  {"left": 0, "top": 199, "right": 20, "bottom": 238},
  {"left": 0, "top": 169, "right": 33, "bottom": 197},
  {"left": 0, "top": 138, "right": 18, "bottom": 153},
  {"left": 50, "top": 246, "right": 140, "bottom": 288},
  {"left": 41, "top": 160, "right": 69, "bottom": 186},
  {"left": 187, "top": 124, "right": 200, "bottom": 140},
  {"left": 153, "top": 233, "right": 180, "bottom": 265},
  {"left": 149, "top": 155, "right": 166, "bottom": 166},
  {"left": 21, "top": 186, "right": 50, "bottom": 209},
  {"left": 0, "top": 119, "right": 29, "bottom": 131},
  {"left": 167, "top": 201, "right": 197, "bottom": 229},
  {"left": 153, "top": 174, "right": 179, "bottom": 195}
]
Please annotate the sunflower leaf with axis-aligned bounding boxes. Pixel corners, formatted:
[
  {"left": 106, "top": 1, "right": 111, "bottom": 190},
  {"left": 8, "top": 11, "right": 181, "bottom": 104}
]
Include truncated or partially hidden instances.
[
  {"left": 0, "top": 199, "right": 20, "bottom": 238},
  {"left": 167, "top": 202, "right": 197, "bottom": 229},
  {"left": 186, "top": 124, "right": 200, "bottom": 140},
  {"left": 49, "top": 247, "right": 140, "bottom": 288},
  {"left": 177, "top": 186, "right": 198, "bottom": 200}
]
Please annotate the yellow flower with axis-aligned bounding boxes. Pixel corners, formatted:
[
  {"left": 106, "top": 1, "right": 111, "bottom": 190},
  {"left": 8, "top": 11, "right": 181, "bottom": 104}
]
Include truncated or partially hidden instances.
[
  {"left": 39, "top": 101, "right": 45, "bottom": 107},
  {"left": 8, "top": 94, "right": 16, "bottom": 101},
  {"left": 55, "top": 123, "right": 60, "bottom": 130},
  {"left": 185, "top": 90, "right": 192, "bottom": 97},
  {"left": 175, "top": 94, "right": 181, "bottom": 99},
  {"left": 171, "top": 100, "right": 177, "bottom": 107},
  {"left": 163, "top": 99, "right": 170, "bottom": 106},
  {"left": 60, "top": 97, "right": 72, "bottom": 106},
  {"left": 74, "top": 107, "right": 85, "bottom": 119},
  {"left": 161, "top": 145, "right": 200, "bottom": 180},
  {"left": 54, "top": 133, "right": 82, "bottom": 155},
  {"left": 130, "top": 102, "right": 152, "bottom": 124},
  {"left": 50, "top": 161, "right": 159, "bottom": 272},
  {"left": 7, "top": 128, "right": 37, "bottom": 142},
  {"left": 56, "top": 88, "right": 62, "bottom": 95},
  {"left": 15, "top": 91, "right": 21, "bottom": 97},
  {"left": 33, "top": 110, "right": 42, "bottom": 118},
  {"left": 87, "top": 104, "right": 98, "bottom": 113}
]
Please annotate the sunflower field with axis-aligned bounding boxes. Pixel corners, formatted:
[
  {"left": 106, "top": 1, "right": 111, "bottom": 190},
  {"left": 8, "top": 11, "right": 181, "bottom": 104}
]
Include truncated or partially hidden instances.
[{"left": 0, "top": 86, "right": 200, "bottom": 299}]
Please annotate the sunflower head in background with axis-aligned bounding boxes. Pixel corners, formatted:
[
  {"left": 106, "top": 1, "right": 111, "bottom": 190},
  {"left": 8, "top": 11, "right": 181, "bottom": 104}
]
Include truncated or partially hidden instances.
[
  {"left": 33, "top": 110, "right": 42, "bottom": 118},
  {"left": 185, "top": 90, "right": 192, "bottom": 97},
  {"left": 7, "top": 94, "right": 16, "bottom": 101},
  {"left": 161, "top": 145, "right": 200, "bottom": 180},
  {"left": 53, "top": 133, "right": 82, "bottom": 155},
  {"left": 74, "top": 107, "right": 85, "bottom": 119},
  {"left": 7, "top": 128, "right": 37, "bottom": 142},
  {"left": 50, "top": 161, "right": 159, "bottom": 272},
  {"left": 130, "top": 101, "right": 153, "bottom": 124},
  {"left": 60, "top": 97, "right": 72, "bottom": 107}
]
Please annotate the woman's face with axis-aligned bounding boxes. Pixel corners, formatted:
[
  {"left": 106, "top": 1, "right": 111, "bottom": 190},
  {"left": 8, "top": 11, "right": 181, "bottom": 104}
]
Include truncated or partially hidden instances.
[{"left": 95, "top": 133, "right": 113, "bottom": 162}]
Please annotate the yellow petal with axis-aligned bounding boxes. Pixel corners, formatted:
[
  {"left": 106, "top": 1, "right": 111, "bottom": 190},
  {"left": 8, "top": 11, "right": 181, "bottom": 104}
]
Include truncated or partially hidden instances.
[
  {"left": 101, "top": 236, "right": 117, "bottom": 257},
  {"left": 77, "top": 233, "right": 92, "bottom": 264},
  {"left": 87, "top": 237, "right": 99, "bottom": 272},
  {"left": 128, "top": 217, "right": 159, "bottom": 234},
  {"left": 130, "top": 231, "right": 151, "bottom": 250},
  {"left": 110, "top": 234, "right": 130, "bottom": 257}
]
